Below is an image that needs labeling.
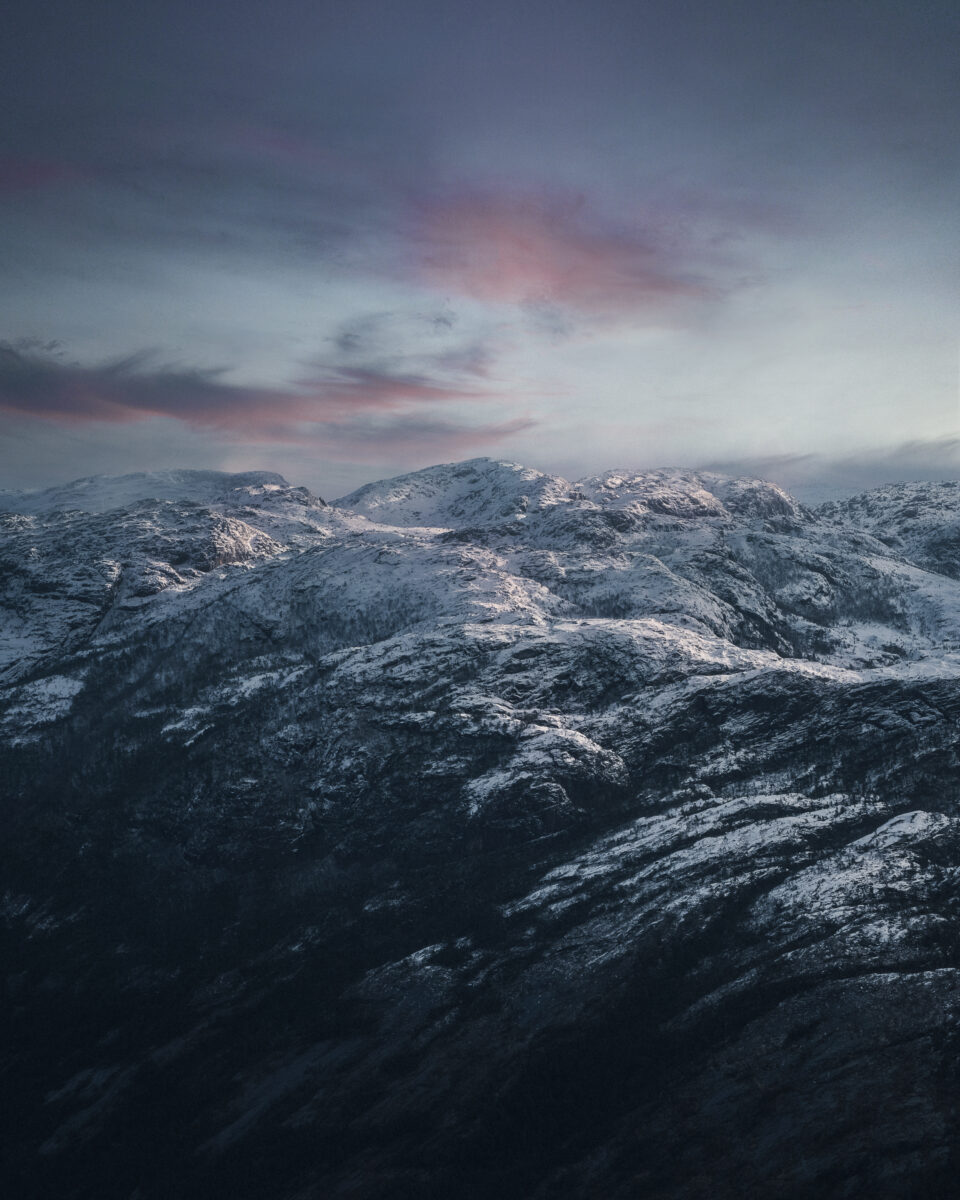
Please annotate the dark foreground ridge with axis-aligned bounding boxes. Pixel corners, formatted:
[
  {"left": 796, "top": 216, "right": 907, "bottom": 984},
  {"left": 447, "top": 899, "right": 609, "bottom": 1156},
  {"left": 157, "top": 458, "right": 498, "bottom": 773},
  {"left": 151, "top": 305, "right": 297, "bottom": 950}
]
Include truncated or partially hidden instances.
[{"left": 5, "top": 459, "right": 960, "bottom": 1198}]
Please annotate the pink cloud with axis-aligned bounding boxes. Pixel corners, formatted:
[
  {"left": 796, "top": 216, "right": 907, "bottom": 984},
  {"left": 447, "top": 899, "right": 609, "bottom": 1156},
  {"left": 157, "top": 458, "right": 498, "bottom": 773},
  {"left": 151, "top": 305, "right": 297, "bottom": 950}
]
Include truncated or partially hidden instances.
[
  {"left": 416, "top": 191, "right": 712, "bottom": 316},
  {"left": 0, "top": 345, "right": 532, "bottom": 456}
]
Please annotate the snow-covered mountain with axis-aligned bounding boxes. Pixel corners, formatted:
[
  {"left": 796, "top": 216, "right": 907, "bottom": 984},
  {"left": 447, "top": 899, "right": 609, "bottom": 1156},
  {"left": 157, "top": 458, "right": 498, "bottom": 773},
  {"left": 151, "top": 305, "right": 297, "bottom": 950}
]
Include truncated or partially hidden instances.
[
  {"left": 334, "top": 456, "right": 579, "bottom": 526},
  {"left": 820, "top": 479, "right": 960, "bottom": 579},
  {"left": 0, "top": 468, "right": 304, "bottom": 514},
  {"left": 4, "top": 458, "right": 960, "bottom": 1198}
]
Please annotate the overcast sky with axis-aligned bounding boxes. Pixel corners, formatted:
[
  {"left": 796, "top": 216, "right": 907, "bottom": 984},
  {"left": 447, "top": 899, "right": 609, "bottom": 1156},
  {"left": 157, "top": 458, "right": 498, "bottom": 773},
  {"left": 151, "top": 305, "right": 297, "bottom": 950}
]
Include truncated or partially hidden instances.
[{"left": 1, "top": 0, "right": 958, "bottom": 497}]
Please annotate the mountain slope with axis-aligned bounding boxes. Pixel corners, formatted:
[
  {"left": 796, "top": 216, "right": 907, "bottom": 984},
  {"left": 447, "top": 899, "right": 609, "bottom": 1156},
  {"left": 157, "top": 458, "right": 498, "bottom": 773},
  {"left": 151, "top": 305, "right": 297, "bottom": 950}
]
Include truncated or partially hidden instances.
[
  {"left": 4, "top": 459, "right": 960, "bottom": 1198},
  {"left": 820, "top": 479, "right": 960, "bottom": 579}
]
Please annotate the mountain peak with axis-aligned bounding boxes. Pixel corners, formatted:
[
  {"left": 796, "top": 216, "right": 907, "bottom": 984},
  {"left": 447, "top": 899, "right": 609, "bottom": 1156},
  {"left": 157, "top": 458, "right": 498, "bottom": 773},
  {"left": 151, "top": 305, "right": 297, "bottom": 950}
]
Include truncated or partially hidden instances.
[{"left": 333, "top": 457, "right": 576, "bottom": 527}]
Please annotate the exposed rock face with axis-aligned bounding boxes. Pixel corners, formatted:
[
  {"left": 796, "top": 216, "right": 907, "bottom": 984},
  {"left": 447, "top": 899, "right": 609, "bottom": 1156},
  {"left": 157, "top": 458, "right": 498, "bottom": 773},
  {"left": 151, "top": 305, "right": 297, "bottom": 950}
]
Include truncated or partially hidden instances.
[{"left": 3, "top": 459, "right": 960, "bottom": 1198}]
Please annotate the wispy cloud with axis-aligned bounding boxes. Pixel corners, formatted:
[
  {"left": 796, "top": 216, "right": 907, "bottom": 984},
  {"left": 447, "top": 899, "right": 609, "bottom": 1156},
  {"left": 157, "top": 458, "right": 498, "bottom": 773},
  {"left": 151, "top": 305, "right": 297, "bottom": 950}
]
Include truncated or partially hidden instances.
[
  {"left": 315, "top": 412, "right": 537, "bottom": 460},
  {"left": 0, "top": 333, "right": 535, "bottom": 458},
  {"left": 414, "top": 190, "right": 714, "bottom": 319},
  {"left": 701, "top": 437, "right": 960, "bottom": 498}
]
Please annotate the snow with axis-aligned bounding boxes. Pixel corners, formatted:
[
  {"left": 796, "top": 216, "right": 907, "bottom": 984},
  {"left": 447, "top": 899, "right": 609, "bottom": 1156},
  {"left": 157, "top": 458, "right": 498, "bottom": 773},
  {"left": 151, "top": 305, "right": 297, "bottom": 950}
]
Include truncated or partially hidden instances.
[
  {"left": 1, "top": 673, "right": 85, "bottom": 743},
  {"left": 7, "top": 457, "right": 960, "bottom": 774},
  {"left": 334, "top": 457, "right": 578, "bottom": 528}
]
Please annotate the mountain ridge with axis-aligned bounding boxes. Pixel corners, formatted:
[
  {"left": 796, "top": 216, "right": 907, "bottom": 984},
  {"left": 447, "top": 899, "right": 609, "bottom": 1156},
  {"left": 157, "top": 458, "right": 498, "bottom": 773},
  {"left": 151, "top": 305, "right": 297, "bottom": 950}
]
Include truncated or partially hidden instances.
[{"left": 4, "top": 457, "right": 960, "bottom": 1198}]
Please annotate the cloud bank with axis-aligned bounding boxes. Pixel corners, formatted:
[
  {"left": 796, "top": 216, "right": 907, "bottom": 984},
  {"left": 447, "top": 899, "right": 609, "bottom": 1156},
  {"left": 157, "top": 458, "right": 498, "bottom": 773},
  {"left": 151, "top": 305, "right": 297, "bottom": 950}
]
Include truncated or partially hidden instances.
[{"left": 0, "top": 338, "right": 535, "bottom": 458}]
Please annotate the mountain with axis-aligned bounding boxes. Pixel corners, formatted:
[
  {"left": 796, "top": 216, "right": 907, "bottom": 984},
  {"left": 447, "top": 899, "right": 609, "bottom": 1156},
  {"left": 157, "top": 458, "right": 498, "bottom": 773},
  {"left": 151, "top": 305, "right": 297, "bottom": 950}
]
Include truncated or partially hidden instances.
[
  {"left": 820, "top": 479, "right": 960, "bottom": 579},
  {"left": 334, "top": 456, "right": 578, "bottom": 526},
  {"left": 0, "top": 468, "right": 302, "bottom": 514},
  {"left": 4, "top": 458, "right": 960, "bottom": 1198}
]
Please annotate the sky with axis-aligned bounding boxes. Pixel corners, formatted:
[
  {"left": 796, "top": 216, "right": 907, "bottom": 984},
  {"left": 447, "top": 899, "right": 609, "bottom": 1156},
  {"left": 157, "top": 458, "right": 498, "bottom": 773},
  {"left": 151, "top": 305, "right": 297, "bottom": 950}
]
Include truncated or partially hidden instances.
[{"left": 1, "top": 0, "right": 958, "bottom": 498}]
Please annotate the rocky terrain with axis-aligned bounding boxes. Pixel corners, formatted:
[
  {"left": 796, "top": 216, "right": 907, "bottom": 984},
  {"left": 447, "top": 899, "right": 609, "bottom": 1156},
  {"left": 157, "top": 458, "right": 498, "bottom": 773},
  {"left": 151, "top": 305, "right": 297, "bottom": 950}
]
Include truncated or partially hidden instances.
[{"left": 4, "top": 458, "right": 960, "bottom": 1198}]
